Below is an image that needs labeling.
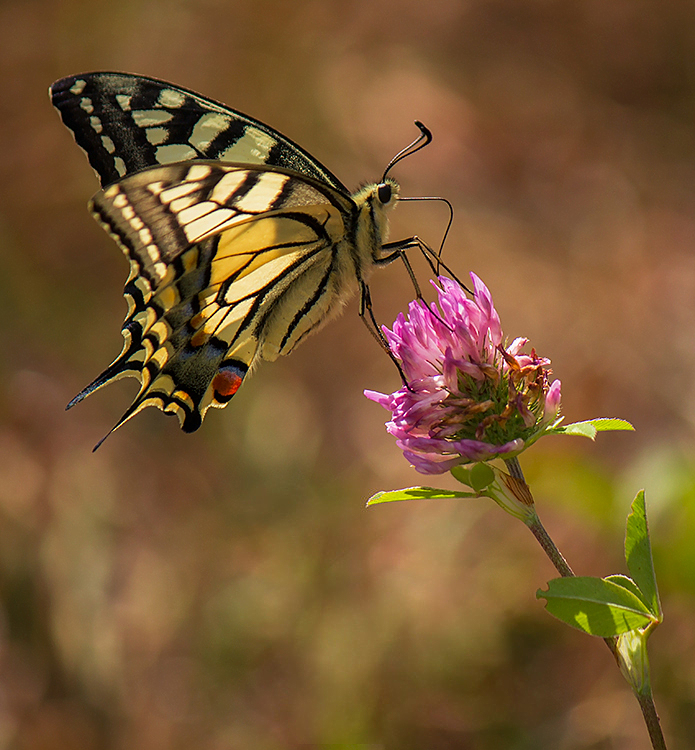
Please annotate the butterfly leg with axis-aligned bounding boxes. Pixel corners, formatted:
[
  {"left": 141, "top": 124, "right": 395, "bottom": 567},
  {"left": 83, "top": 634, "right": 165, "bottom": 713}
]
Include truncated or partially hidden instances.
[
  {"left": 379, "top": 236, "right": 469, "bottom": 291},
  {"left": 359, "top": 280, "right": 411, "bottom": 387},
  {"left": 376, "top": 237, "right": 472, "bottom": 338},
  {"left": 362, "top": 238, "right": 469, "bottom": 386}
]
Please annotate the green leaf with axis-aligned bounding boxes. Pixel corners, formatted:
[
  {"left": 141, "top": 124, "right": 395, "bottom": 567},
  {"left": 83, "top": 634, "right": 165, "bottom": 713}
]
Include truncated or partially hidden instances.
[
  {"left": 559, "top": 422, "right": 598, "bottom": 439},
  {"left": 625, "top": 490, "right": 662, "bottom": 619},
  {"left": 469, "top": 463, "right": 495, "bottom": 492},
  {"left": 587, "top": 418, "right": 634, "bottom": 432},
  {"left": 366, "top": 486, "right": 476, "bottom": 506},
  {"left": 605, "top": 574, "right": 646, "bottom": 605},
  {"left": 553, "top": 418, "right": 635, "bottom": 440},
  {"left": 450, "top": 463, "right": 496, "bottom": 491},
  {"left": 450, "top": 465, "right": 473, "bottom": 486},
  {"left": 536, "top": 576, "right": 655, "bottom": 636}
]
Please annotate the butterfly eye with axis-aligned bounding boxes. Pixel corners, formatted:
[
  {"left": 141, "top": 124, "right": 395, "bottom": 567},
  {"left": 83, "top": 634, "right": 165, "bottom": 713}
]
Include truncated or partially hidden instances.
[{"left": 377, "top": 183, "right": 392, "bottom": 204}]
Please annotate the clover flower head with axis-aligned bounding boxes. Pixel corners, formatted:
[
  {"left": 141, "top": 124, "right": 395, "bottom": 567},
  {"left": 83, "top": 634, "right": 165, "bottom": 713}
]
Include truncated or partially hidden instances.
[{"left": 365, "top": 274, "right": 562, "bottom": 474}]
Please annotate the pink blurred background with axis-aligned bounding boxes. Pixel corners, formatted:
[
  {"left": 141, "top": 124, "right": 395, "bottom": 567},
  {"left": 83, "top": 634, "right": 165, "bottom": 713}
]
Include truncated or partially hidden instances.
[{"left": 1, "top": 1, "right": 694, "bottom": 747}]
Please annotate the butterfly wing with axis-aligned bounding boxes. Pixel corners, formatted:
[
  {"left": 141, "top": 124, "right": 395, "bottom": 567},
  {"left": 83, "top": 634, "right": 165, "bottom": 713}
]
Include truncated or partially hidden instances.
[
  {"left": 72, "top": 160, "right": 360, "bottom": 441},
  {"left": 50, "top": 72, "right": 347, "bottom": 190}
]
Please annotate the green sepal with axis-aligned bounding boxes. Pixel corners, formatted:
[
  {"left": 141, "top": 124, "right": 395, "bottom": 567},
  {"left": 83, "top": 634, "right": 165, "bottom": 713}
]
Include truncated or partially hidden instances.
[
  {"left": 536, "top": 576, "right": 655, "bottom": 637},
  {"left": 366, "top": 486, "right": 476, "bottom": 507},
  {"left": 451, "top": 463, "right": 495, "bottom": 492},
  {"left": 617, "top": 629, "right": 652, "bottom": 695},
  {"left": 551, "top": 418, "right": 634, "bottom": 440}
]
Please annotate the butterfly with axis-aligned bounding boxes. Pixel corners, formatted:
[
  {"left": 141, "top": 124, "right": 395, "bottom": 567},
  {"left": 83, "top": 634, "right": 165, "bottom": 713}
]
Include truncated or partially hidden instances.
[{"left": 51, "top": 72, "right": 432, "bottom": 447}]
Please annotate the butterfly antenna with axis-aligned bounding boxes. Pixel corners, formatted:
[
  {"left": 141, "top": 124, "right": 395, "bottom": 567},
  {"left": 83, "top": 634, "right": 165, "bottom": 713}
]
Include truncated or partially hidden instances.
[
  {"left": 398, "top": 195, "right": 454, "bottom": 274},
  {"left": 383, "top": 122, "right": 454, "bottom": 274},
  {"left": 381, "top": 121, "right": 432, "bottom": 182}
]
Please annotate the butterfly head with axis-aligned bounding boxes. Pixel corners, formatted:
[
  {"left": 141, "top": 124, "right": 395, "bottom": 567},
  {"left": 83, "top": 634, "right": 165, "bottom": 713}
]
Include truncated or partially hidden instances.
[
  {"left": 355, "top": 121, "right": 432, "bottom": 244},
  {"left": 352, "top": 177, "right": 401, "bottom": 248}
]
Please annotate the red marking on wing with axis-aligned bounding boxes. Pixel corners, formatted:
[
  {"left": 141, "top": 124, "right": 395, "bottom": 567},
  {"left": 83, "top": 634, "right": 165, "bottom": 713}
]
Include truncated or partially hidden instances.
[{"left": 213, "top": 370, "right": 243, "bottom": 398}]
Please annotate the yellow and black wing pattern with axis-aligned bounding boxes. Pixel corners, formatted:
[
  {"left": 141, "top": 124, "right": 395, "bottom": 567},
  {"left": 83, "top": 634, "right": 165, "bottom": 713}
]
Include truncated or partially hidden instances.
[
  {"left": 50, "top": 73, "right": 399, "bottom": 442},
  {"left": 50, "top": 72, "right": 347, "bottom": 189},
  {"left": 82, "top": 160, "right": 356, "bottom": 436}
]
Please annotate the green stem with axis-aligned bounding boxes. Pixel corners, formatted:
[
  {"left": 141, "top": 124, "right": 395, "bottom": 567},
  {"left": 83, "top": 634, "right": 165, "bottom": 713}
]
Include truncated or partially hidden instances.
[{"left": 503, "top": 456, "right": 667, "bottom": 750}]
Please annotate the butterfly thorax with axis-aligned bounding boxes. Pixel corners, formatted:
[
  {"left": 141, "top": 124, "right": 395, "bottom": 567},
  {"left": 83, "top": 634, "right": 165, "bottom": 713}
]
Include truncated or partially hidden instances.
[
  {"left": 350, "top": 177, "right": 400, "bottom": 276},
  {"left": 253, "top": 176, "right": 400, "bottom": 365}
]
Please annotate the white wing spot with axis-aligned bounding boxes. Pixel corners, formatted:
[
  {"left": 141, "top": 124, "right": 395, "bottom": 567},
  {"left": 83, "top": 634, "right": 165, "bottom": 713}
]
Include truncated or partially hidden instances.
[
  {"left": 234, "top": 172, "right": 288, "bottom": 213},
  {"left": 146, "top": 127, "right": 168, "bottom": 145},
  {"left": 116, "top": 94, "right": 132, "bottom": 111},
  {"left": 184, "top": 209, "right": 236, "bottom": 242},
  {"left": 169, "top": 194, "right": 197, "bottom": 213},
  {"left": 69, "top": 79, "right": 86, "bottom": 95},
  {"left": 158, "top": 88, "right": 186, "bottom": 108},
  {"left": 210, "top": 170, "right": 248, "bottom": 204},
  {"left": 112, "top": 191, "right": 128, "bottom": 207},
  {"left": 146, "top": 244, "right": 161, "bottom": 264},
  {"left": 153, "top": 261, "right": 167, "bottom": 280},
  {"left": 80, "top": 97, "right": 94, "bottom": 114},
  {"left": 177, "top": 201, "right": 216, "bottom": 226},
  {"left": 90, "top": 116, "right": 103, "bottom": 134},
  {"left": 160, "top": 182, "right": 199, "bottom": 203},
  {"left": 139, "top": 227, "right": 154, "bottom": 246},
  {"left": 216, "top": 127, "right": 277, "bottom": 163},
  {"left": 114, "top": 157, "right": 127, "bottom": 176},
  {"left": 155, "top": 144, "right": 198, "bottom": 163},
  {"left": 133, "top": 110, "right": 174, "bottom": 128},
  {"left": 101, "top": 135, "right": 116, "bottom": 153},
  {"left": 188, "top": 113, "right": 232, "bottom": 151},
  {"left": 187, "top": 164, "right": 212, "bottom": 181}
]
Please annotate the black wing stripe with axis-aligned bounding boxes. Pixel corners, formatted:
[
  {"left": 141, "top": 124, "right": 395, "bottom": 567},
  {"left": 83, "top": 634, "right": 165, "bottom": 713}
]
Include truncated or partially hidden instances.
[
  {"left": 278, "top": 258, "right": 337, "bottom": 352},
  {"left": 205, "top": 249, "right": 327, "bottom": 352}
]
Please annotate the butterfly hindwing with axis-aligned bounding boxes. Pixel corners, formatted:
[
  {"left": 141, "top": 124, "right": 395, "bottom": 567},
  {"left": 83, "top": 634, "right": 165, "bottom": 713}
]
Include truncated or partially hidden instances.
[
  {"left": 72, "top": 160, "right": 360, "bottom": 438},
  {"left": 50, "top": 72, "right": 347, "bottom": 190}
]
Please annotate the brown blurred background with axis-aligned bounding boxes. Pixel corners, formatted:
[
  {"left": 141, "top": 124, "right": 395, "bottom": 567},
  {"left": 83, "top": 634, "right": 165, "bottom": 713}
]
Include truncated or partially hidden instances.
[{"left": 1, "top": 1, "right": 695, "bottom": 748}]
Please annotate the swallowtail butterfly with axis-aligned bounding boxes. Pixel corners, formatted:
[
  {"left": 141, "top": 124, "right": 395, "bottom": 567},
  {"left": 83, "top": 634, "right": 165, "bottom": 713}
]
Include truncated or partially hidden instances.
[{"left": 51, "top": 72, "right": 430, "bottom": 447}]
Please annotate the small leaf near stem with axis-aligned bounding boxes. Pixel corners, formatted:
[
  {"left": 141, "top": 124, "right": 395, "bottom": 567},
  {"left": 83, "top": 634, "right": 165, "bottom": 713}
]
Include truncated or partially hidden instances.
[
  {"left": 510, "top": 460, "right": 667, "bottom": 749},
  {"left": 625, "top": 490, "right": 662, "bottom": 619},
  {"left": 551, "top": 418, "right": 634, "bottom": 439},
  {"left": 503, "top": 457, "right": 618, "bottom": 663},
  {"left": 537, "top": 578, "right": 655, "bottom": 637}
]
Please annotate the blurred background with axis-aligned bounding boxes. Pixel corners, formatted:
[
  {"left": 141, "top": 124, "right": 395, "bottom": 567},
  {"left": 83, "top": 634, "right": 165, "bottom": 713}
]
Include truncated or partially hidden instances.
[{"left": 1, "top": 0, "right": 695, "bottom": 747}]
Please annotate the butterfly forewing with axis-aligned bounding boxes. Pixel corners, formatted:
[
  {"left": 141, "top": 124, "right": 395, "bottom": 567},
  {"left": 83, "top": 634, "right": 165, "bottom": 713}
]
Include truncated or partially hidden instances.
[{"left": 50, "top": 72, "right": 347, "bottom": 190}]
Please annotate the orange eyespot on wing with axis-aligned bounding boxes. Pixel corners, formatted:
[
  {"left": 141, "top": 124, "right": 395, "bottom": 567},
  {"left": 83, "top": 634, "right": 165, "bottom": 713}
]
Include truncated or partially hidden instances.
[{"left": 213, "top": 363, "right": 246, "bottom": 402}]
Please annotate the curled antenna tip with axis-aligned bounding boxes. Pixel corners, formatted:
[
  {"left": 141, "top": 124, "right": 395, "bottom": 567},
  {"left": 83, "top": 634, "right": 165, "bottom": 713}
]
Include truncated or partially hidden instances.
[
  {"left": 382, "top": 120, "right": 434, "bottom": 182},
  {"left": 413, "top": 121, "right": 433, "bottom": 143}
]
